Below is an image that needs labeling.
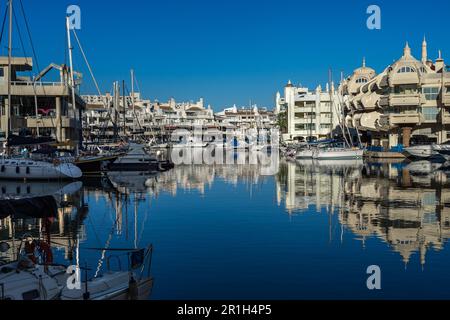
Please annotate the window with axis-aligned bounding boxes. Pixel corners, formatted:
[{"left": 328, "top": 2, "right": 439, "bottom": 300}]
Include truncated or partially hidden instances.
[
  {"left": 356, "top": 77, "right": 368, "bottom": 84},
  {"left": 393, "top": 85, "right": 418, "bottom": 94},
  {"left": 423, "top": 87, "right": 440, "bottom": 100},
  {"left": 0, "top": 68, "right": 4, "bottom": 77},
  {"left": 321, "top": 124, "right": 332, "bottom": 129},
  {"left": 295, "top": 112, "right": 315, "bottom": 120},
  {"left": 397, "top": 66, "right": 416, "bottom": 73},
  {"left": 295, "top": 124, "right": 316, "bottom": 131},
  {"left": 420, "top": 66, "right": 427, "bottom": 73},
  {"left": 421, "top": 107, "right": 439, "bottom": 121}
]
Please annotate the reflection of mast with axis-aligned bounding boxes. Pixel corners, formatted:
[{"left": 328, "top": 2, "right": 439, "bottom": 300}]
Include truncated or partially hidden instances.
[
  {"left": 134, "top": 194, "right": 138, "bottom": 249},
  {"left": 114, "top": 193, "right": 123, "bottom": 235}
]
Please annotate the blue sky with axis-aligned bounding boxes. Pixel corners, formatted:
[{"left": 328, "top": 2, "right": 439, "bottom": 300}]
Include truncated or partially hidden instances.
[{"left": 1, "top": 0, "right": 449, "bottom": 110}]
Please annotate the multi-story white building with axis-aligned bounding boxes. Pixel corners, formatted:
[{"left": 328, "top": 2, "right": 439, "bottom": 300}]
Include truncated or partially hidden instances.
[
  {"left": 152, "top": 98, "right": 215, "bottom": 128},
  {"left": 277, "top": 81, "right": 341, "bottom": 142},
  {"left": 215, "top": 105, "right": 277, "bottom": 130}
]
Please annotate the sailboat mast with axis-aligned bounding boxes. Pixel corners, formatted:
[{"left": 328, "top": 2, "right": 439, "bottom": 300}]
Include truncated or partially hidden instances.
[
  {"left": 6, "top": 0, "right": 13, "bottom": 142},
  {"left": 131, "top": 69, "right": 135, "bottom": 135},
  {"left": 66, "top": 16, "right": 78, "bottom": 149},
  {"left": 122, "top": 80, "right": 126, "bottom": 137}
]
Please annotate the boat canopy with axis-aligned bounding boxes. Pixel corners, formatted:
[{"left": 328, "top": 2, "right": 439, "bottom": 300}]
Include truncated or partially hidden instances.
[{"left": 7, "top": 135, "right": 56, "bottom": 147}]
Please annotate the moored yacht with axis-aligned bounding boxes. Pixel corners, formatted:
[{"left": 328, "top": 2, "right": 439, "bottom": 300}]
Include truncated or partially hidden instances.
[
  {"left": 315, "top": 146, "right": 364, "bottom": 160},
  {"left": 404, "top": 145, "right": 439, "bottom": 159},
  {"left": 109, "top": 144, "right": 167, "bottom": 172},
  {"left": 0, "top": 157, "right": 82, "bottom": 180}
]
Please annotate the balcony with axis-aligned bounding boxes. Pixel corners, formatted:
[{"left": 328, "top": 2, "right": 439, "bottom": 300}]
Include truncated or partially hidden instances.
[
  {"left": 0, "top": 81, "right": 70, "bottom": 96},
  {"left": 441, "top": 112, "right": 450, "bottom": 124},
  {"left": 444, "top": 93, "right": 450, "bottom": 107},
  {"left": 378, "top": 96, "right": 389, "bottom": 108},
  {"left": 389, "top": 93, "right": 421, "bottom": 107},
  {"left": 380, "top": 113, "right": 422, "bottom": 127},
  {"left": 26, "top": 116, "right": 77, "bottom": 129}
]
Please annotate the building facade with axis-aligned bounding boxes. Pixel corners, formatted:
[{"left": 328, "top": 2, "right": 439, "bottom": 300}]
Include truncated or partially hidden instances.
[
  {"left": 215, "top": 105, "right": 277, "bottom": 130},
  {"left": 341, "top": 40, "right": 450, "bottom": 149},
  {"left": 277, "top": 81, "right": 342, "bottom": 142},
  {"left": 0, "top": 57, "right": 85, "bottom": 146}
]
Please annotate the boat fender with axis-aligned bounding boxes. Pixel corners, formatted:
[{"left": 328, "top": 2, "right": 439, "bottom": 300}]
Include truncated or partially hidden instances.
[
  {"left": 128, "top": 276, "right": 139, "bottom": 300},
  {"left": 26, "top": 167, "right": 30, "bottom": 175},
  {"left": 16, "top": 166, "right": 20, "bottom": 174},
  {"left": 1, "top": 166, "right": 5, "bottom": 173}
]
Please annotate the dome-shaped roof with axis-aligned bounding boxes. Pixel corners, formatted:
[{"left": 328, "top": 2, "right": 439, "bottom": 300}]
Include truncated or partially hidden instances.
[
  {"left": 353, "top": 58, "right": 376, "bottom": 77},
  {"left": 390, "top": 42, "right": 428, "bottom": 73}
]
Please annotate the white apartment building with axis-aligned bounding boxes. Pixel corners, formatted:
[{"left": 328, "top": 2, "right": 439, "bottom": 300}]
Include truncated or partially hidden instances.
[
  {"left": 152, "top": 98, "right": 215, "bottom": 128},
  {"left": 215, "top": 105, "right": 276, "bottom": 129},
  {"left": 277, "top": 81, "right": 341, "bottom": 142}
]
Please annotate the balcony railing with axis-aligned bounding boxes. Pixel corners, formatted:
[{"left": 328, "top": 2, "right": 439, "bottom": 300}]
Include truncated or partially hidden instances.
[
  {"left": 389, "top": 93, "right": 421, "bottom": 106},
  {"left": 10, "top": 81, "right": 65, "bottom": 87},
  {"left": 380, "top": 113, "right": 422, "bottom": 127},
  {"left": 443, "top": 93, "right": 450, "bottom": 106}
]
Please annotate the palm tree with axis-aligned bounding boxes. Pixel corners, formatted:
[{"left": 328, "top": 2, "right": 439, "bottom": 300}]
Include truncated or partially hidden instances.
[{"left": 277, "top": 111, "right": 288, "bottom": 134}]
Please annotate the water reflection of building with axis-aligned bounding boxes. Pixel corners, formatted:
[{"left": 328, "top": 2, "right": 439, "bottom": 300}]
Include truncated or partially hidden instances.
[
  {"left": 276, "top": 160, "right": 450, "bottom": 267},
  {"left": 0, "top": 183, "right": 87, "bottom": 264},
  {"left": 152, "top": 164, "right": 270, "bottom": 196},
  {"left": 276, "top": 160, "right": 362, "bottom": 215}
]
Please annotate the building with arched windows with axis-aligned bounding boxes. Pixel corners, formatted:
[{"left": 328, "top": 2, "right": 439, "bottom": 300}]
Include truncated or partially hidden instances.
[{"left": 341, "top": 39, "right": 450, "bottom": 149}]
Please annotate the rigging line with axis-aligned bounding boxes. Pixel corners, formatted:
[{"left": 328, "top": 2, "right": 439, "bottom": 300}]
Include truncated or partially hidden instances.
[
  {"left": 0, "top": 5, "right": 8, "bottom": 51},
  {"left": 72, "top": 34, "right": 117, "bottom": 135},
  {"left": 72, "top": 28, "right": 118, "bottom": 135},
  {"left": 17, "top": 0, "right": 47, "bottom": 97},
  {"left": 124, "top": 84, "right": 145, "bottom": 132}
]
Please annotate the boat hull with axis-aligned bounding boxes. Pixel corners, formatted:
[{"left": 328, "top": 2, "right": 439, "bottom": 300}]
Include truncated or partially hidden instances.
[
  {"left": 108, "top": 162, "right": 159, "bottom": 172},
  {"left": 315, "top": 149, "right": 364, "bottom": 160},
  {"left": 0, "top": 159, "right": 82, "bottom": 180},
  {"left": 404, "top": 145, "right": 439, "bottom": 159},
  {"left": 75, "top": 155, "right": 119, "bottom": 174},
  {"left": 296, "top": 150, "right": 315, "bottom": 159}
]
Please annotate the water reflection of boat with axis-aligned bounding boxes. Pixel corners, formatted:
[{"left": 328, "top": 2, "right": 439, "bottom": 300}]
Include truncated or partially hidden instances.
[
  {"left": 405, "top": 161, "right": 442, "bottom": 175},
  {"left": 107, "top": 171, "right": 157, "bottom": 195},
  {"left": 0, "top": 181, "right": 82, "bottom": 201}
]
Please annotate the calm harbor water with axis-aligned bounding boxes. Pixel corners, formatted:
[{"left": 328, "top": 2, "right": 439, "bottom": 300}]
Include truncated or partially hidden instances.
[{"left": 2, "top": 159, "right": 450, "bottom": 300}]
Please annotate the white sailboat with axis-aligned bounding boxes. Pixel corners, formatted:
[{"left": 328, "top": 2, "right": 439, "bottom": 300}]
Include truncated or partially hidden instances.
[
  {"left": 315, "top": 146, "right": 364, "bottom": 160},
  {"left": 314, "top": 75, "right": 364, "bottom": 161},
  {"left": 0, "top": 246, "right": 154, "bottom": 301},
  {"left": 0, "top": 158, "right": 82, "bottom": 180}
]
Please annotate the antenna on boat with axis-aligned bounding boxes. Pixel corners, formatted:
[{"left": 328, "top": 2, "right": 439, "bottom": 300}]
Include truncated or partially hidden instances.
[{"left": 6, "top": 0, "right": 13, "bottom": 146}]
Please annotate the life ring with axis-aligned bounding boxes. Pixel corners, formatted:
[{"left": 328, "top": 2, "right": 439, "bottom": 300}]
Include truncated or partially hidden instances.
[{"left": 53, "top": 159, "right": 61, "bottom": 166}]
